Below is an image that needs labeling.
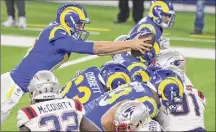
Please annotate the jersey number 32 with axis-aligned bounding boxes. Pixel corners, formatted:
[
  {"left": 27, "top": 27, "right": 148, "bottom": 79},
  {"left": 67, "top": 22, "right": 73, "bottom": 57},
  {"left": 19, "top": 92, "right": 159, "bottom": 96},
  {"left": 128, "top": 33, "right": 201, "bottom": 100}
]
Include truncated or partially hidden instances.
[{"left": 39, "top": 111, "right": 78, "bottom": 131}]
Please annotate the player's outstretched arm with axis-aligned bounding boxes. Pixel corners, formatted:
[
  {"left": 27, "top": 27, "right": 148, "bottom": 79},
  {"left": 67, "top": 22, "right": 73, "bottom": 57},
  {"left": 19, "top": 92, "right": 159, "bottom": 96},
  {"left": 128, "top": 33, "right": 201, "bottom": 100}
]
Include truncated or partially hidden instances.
[
  {"left": 54, "top": 32, "right": 153, "bottom": 56},
  {"left": 80, "top": 116, "right": 101, "bottom": 132},
  {"left": 93, "top": 36, "right": 153, "bottom": 56},
  {"left": 19, "top": 125, "right": 31, "bottom": 132}
]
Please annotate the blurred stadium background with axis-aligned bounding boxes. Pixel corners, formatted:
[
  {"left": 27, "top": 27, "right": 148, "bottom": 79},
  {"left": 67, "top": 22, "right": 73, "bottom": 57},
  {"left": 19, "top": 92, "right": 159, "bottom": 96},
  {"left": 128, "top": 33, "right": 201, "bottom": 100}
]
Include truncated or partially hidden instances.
[{"left": 1, "top": 0, "right": 215, "bottom": 131}]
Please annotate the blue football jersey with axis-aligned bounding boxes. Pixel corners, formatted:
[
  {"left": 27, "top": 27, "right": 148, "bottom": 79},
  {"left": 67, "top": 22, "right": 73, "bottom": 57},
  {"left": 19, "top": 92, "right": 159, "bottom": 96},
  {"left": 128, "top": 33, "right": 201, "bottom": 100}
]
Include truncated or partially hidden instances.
[
  {"left": 84, "top": 81, "right": 159, "bottom": 130},
  {"left": 112, "top": 53, "right": 139, "bottom": 65},
  {"left": 129, "top": 16, "right": 163, "bottom": 44},
  {"left": 60, "top": 67, "right": 105, "bottom": 105},
  {"left": 112, "top": 53, "right": 149, "bottom": 82},
  {"left": 10, "top": 22, "right": 95, "bottom": 92},
  {"left": 129, "top": 16, "right": 163, "bottom": 65}
]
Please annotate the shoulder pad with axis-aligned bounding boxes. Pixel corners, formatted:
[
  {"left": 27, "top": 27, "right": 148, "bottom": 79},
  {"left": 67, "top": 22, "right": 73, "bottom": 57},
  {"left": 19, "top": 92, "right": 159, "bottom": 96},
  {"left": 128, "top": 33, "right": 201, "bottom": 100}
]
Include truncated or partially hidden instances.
[
  {"left": 71, "top": 99, "right": 85, "bottom": 114},
  {"left": 49, "top": 25, "right": 71, "bottom": 42},
  {"left": 17, "top": 109, "right": 29, "bottom": 128},
  {"left": 190, "top": 88, "right": 206, "bottom": 106},
  {"left": 137, "top": 24, "right": 156, "bottom": 35},
  {"left": 20, "top": 106, "right": 38, "bottom": 120},
  {"left": 73, "top": 99, "right": 84, "bottom": 111},
  {"left": 197, "top": 90, "right": 206, "bottom": 106}
]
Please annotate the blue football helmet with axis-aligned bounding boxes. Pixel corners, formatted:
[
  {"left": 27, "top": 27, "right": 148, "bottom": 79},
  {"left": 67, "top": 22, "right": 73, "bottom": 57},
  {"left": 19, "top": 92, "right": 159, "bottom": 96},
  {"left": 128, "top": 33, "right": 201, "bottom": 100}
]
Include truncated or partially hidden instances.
[
  {"left": 56, "top": 3, "right": 90, "bottom": 40},
  {"left": 99, "top": 61, "right": 132, "bottom": 91},
  {"left": 132, "top": 65, "right": 162, "bottom": 82},
  {"left": 148, "top": 0, "right": 176, "bottom": 29},
  {"left": 129, "top": 62, "right": 149, "bottom": 82},
  {"left": 150, "top": 68, "right": 184, "bottom": 112},
  {"left": 127, "top": 31, "right": 160, "bottom": 66}
]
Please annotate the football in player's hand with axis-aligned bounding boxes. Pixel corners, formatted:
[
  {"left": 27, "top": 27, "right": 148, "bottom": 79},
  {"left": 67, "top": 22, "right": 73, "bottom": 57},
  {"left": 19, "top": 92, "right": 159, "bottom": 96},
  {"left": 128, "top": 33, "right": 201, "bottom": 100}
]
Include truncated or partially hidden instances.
[{"left": 131, "top": 32, "right": 155, "bottom": 58}]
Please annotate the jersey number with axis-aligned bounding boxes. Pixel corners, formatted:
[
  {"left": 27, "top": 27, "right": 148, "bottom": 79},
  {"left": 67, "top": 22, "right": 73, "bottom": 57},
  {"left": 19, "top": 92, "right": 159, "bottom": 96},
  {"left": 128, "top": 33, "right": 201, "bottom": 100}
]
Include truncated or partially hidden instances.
[
  {"left": 73, "top": 75, "right": 91, "bottom": 104},
  {"left": 39, "top": 111, "right": 78, "bottom": 131},
  {"left": 171, "top": 93, "right": 200, "bottom": 117},
  {"left": 61, "top": 75, "right": 91, "bottom": 104}
]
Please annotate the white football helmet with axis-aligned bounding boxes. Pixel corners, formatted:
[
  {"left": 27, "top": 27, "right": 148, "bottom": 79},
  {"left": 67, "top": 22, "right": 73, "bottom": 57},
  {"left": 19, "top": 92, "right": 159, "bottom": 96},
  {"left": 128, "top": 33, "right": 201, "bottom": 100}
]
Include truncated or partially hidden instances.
[
  {"left": 114, "top": 100, "right": 150, "bottom": 132},
  {"left": 28, "top": 70, "right": 61, "bottom": 104},
  {"left": 153, "top": 49, "right": 186, "bottom": 71}
]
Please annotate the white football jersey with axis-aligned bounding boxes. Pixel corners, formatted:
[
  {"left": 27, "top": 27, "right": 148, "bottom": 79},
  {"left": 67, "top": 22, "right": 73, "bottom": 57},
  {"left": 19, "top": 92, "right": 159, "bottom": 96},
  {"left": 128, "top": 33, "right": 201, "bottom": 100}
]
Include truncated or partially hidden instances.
[
  {"left": 136, "top": 119, "right": 162, "bottom": 131},
  {"left": 184, "top": 73, "right": 193, "bottom": 87},
  {"left": 17, "top": 98, "right": 85, "bottom": 131},
  {"left": 157, "top": 87, "right": 206, "bottom": 131}
]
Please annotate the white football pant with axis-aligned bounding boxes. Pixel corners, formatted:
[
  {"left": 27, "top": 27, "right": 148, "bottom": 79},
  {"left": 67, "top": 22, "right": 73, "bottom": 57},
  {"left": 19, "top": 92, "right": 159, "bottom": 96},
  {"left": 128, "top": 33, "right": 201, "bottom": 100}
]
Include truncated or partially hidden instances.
[{"left": 1, "top": 72, "right": 24, "bottom": 124}]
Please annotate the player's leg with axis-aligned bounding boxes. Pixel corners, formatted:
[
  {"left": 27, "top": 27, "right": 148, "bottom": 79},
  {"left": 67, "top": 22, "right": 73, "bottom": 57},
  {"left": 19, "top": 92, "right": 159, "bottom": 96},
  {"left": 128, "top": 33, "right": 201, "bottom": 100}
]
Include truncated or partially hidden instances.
[
  {"left": 132, "top": 0, "right": 144, "bottom": 24},
  {"left": 15, "top": 0, "right": 27, "bottom": 29},
  {"left": 2, "top": 0, "right": 16, "bottom": 27},
  {"left": 114, "top": 0, "right": 129, "bottom": 23},
  {"left": 1, "top": 72, "right": 24, "bottom": 124},
  {"left": 192, "top": 0, "right": 205, "bottom": 34}
]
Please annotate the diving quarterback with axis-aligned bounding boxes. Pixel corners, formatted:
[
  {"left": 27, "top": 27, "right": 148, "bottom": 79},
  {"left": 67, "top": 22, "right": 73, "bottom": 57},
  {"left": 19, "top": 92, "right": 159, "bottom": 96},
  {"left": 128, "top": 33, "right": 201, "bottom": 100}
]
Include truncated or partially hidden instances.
[
  {"left": 17, "top": 70, "right": 101, "bottom": 131},
  {"left": 129, "top": 0, "right": 176, "bottom": 64},
  {"left": 60, "top": 61, "right": 132, "bottom": 105},
  {"left": 1, "top": 3, "right": 153, "bottom": 124}
]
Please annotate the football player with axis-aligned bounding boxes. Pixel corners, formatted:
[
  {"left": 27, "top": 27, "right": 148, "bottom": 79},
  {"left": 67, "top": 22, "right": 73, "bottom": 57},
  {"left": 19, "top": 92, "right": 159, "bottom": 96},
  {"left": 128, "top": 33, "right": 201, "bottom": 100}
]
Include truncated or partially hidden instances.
[
  {"left": 60, "top": 61, "right": 132, "bottom": 105},
  {"left": 16, "top": 70, "right": 101, "bottom": 131},
  {"left": 151, "top": 51, "right": 206, "bottom": 131},
  {"left": 152, "top": 49, "right": 193, "bottom": 87},
  {"left": 129, "top": 0, "right": 176, "bottom": 64},
  {"left": 1, "top": 3, "right": 153, "bottom": 124},
  {"left": 156, "top": 83, "right": 206, "bottom": 131},
  {"left": 84, "top": 68, "right": 184, "bottom": 130},
  {"left": 102, "top": 100, "right": 163, "bottom": 131}
]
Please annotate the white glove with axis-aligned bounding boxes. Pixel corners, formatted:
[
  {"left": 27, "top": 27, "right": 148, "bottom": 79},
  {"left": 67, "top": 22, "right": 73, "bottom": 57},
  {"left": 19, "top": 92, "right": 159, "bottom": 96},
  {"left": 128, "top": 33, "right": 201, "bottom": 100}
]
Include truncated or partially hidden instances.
[{"left": 160, "top": 37, "right": 170, "bottom": 49}]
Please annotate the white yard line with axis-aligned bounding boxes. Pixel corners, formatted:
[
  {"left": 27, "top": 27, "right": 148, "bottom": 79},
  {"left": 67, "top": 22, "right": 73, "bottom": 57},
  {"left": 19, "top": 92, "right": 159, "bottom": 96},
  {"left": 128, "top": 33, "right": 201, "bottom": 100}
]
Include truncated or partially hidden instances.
[
  {"left": 1, "top": 35, "right": 215, "bottom": 70},
  {"left": 170, "top": 37, "right": 215, "bottom": 43},
  {"left": 1, "top": 35, "right": 215, "bottom": 48}
]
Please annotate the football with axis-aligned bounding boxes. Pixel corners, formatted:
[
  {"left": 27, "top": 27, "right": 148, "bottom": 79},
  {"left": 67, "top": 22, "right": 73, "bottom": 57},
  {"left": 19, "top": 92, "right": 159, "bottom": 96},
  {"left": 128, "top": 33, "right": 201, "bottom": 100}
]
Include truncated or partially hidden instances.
[{"left": 131, "top": 32, "right": 155, "bottom": 58}]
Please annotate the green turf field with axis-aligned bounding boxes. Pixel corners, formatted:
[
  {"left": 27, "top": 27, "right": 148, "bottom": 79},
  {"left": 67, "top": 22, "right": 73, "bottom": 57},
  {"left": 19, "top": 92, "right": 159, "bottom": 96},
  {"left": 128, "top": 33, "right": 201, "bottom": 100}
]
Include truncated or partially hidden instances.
[{"left": 1, "top": 1, "right": 215, "bottom": 131}]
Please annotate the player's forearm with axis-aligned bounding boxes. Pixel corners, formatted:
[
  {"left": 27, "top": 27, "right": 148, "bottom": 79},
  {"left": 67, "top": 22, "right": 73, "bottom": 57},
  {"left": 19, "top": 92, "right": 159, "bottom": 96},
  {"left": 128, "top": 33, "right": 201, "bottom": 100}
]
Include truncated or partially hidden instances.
[
  {"left": 93, "top": 41, "right": 133, "bottom": 56},
  {"left": 54, "top": 37, "right": 95, "bottom": 54}
]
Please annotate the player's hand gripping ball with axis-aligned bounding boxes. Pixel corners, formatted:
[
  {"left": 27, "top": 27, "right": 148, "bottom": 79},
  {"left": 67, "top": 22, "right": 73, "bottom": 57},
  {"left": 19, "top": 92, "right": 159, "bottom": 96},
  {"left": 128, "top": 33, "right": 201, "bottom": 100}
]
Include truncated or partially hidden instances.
[{"left": 131, "top": 32, "right": 155, "bottom": 58}]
